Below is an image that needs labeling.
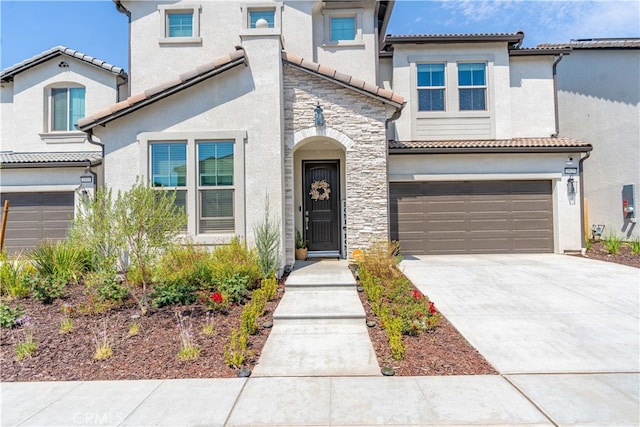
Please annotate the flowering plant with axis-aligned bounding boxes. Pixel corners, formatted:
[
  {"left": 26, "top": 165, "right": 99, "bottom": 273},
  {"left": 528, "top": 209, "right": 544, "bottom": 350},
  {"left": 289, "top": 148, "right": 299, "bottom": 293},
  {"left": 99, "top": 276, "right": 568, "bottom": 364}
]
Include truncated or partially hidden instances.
[
  {"left": 197, "top": 290, "right": 231, "bottom": 313},
  {"left": 14, "top": 315, "right": 37, "bottom": 360},
  {"left": 175, "top": 313, "right": 200, "bottom": 361},
  {"left": 400, "top": 289, "right": 441, "bottom": 336}
]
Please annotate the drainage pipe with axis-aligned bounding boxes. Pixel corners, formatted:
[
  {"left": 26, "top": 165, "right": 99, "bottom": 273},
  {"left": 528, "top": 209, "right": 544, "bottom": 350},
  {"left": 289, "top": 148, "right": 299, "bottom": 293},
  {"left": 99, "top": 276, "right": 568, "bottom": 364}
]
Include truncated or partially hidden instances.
[
  {"left": 579, "top": 150, "right": 592, "bottom": 248},
  {"left": 551, "top": 53, "right": 564, "bottom": 138}
]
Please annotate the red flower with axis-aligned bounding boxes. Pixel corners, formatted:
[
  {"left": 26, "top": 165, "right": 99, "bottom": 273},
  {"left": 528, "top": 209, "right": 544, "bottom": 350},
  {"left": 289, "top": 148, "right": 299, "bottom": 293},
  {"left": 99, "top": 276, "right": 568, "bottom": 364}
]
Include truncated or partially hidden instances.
[
  {"left": 412, "top": 289, "right": 422, "bottom": 300},
  {"left": 210, "top": 292, "right": 223, "bottom": 303},
  {"left": 429, "top": 301, "right": 437, "bottom": 315}
]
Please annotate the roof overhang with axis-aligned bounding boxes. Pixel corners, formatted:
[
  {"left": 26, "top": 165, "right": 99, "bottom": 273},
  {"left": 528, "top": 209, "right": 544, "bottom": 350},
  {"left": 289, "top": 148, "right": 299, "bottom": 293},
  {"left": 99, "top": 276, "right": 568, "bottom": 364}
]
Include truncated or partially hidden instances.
[
  {"left": 389, "top": 138, "right": 593, "bottom": 155},
  {"left": 0, "top": 152, "right": 102, "bottom": 169},
  {"left": 382, "top": 31, "right": 525, "bottom": 51},
  {"left": 509, "top": 47, "right": 572, "bottom": 56}
]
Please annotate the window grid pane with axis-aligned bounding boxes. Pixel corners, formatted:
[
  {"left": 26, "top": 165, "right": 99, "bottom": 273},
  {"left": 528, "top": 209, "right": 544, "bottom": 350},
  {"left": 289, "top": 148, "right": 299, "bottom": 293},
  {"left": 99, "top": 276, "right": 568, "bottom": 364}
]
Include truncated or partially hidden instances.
[
  {"left": 418, "top": 89, "right": 445, "bottom": 111},
  {"left": 417, "top": 64, "right": 445, "bottom": 87},
  {"left": 52, "top": 88, "right": 68, "bottom": 131},
  {"left": 198, "top": 142, "right": 234, "bottom": 186},
  {"left": 331, "top": 17, "right": 355, "bottom": 41},
  {"left": 151, "top": 143, "right": 187, "bottom": 187},
  {"left": 199, "top": 189, "right": 234, "bottom": 233},
  {"left": 168, "top": 13, "right": 193, "bottom": 37},
  {"left": 459, "top": 88, "right": 486, "bottom": 110},
  {"left": 250, "top": 10, "right": 275, "bottom": 28},
  {"left": 68, "top": 88, "right": 85, "bottom": 130}
]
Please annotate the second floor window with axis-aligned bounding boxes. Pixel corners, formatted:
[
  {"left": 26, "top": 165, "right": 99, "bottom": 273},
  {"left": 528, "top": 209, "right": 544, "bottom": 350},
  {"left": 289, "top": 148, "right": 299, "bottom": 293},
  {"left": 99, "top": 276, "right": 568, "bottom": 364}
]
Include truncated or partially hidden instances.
[
  {"left": 167, "top": 12, "right": 193, "bottom": 37},
  {"left": 330, "top": 16, "right": 356, "bottom": 41},
  {"left": 417, "top": 64, "right": 445, "bottom": 111},
  {"left": 249, "top": 9, "right": 275, "bottom": 28},
  {"left": 458, "top": 63, "right": 486, "bottom": 111},
  {"left": 52, "top": 87, "right": 85, "bottom": 131}
]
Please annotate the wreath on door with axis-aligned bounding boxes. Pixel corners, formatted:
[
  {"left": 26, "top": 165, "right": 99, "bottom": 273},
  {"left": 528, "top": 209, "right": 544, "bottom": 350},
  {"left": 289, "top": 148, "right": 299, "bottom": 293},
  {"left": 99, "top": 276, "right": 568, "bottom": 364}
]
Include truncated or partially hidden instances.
[{"left": 309, "top": 180, "right": 331, "bottom": 201}]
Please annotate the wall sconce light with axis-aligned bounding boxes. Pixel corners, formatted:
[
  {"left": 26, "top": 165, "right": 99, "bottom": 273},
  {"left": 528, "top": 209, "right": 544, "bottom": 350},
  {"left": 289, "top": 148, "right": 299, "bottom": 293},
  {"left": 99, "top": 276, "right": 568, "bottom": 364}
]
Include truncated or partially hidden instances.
[
  {"left": 567, "top": 176, "right": 576, "bottom": 196},
  {"left": 314, "top": 102, "right": 324, "bottom": 127}
]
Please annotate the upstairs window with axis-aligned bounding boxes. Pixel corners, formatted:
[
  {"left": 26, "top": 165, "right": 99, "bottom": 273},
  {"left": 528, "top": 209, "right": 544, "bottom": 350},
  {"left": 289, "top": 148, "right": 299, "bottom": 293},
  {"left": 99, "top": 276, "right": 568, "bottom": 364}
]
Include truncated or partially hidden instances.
[
  {"left": 417, "top": 64, "right": 445, "bottom": 111},
  {"left": 51, "top": 87, "right": 85, "bottom": 131},
  {"left": 330, "top": 16, "right": 355, "bottom": 41},
  {"left": 249, "top": 9, "right": 275, "bottom": 28},
  {"left": 167, "top": 12, "right": 193, "bottom": 37},
  {"left": 458, "top": 63, "right": 486, "bottom": 111}
]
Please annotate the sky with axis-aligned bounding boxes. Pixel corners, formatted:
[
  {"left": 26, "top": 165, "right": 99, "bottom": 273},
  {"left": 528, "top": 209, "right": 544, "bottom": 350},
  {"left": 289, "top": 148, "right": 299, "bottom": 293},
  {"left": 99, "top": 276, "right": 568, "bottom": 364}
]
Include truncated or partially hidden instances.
[{"left": 1, "top": 0, "right": 639, "bottom": 71}]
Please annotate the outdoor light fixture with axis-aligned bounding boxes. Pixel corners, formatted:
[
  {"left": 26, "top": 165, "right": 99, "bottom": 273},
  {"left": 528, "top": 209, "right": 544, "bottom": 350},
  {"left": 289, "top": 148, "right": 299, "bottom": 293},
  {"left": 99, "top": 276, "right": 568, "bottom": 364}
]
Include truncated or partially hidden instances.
[
  {"left": 314, "top": 102, "right": 324, "bottom": 127},
  {"left": 567, "top": 176, "right": 576, "bottom": 196}
]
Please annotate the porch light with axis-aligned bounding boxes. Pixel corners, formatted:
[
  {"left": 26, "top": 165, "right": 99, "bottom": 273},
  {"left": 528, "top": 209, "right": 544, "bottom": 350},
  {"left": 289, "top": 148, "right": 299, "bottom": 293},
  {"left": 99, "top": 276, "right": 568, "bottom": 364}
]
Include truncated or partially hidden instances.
[
  {"left": 567, "top": 176, "right": 576, "bottom": 196},
  {"left": 314, "top": 102, "right": 324, "bottom": 127}
]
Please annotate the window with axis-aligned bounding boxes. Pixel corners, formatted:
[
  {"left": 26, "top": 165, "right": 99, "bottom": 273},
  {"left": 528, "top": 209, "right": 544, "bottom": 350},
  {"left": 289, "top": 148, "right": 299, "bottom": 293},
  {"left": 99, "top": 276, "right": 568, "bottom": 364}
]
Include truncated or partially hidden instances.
[
  {"left": 322, "top": 9, "right": 363, "bottom": 46},
  {"left": 198, "top": 142, "right": 234, "bottom": 233},
  {"left": 159, "top": 4, "right": 201, "bottom": 44},
  {"left": 51, "top": 87, "right": 85, "bottom": 131},
  {"left": 150, "top": 143, "right": 187, "bottom": 216},
  {"left": 167, "top": 12, "right": 193, "bottom": 37},
  {"left": 417, "top": 64, "right": 445, "bottom": 111},
  {"left": 141, "top": 131, "right": 245, "bottom": 241},
  {"left": 330, "top": 16, "right": 355, "bottom": 41},
  {"left": 249, "top": 9, "right": 275, "bottom": 28},
  {"left": 458, "top": 63, "right": 486, "bottom": 111}
]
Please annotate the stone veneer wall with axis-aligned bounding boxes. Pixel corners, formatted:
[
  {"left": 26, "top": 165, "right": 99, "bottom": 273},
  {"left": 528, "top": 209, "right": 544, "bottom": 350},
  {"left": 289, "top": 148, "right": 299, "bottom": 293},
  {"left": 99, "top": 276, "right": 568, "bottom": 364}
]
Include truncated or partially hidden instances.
[{"left": 283, "top": 65, "right": 390, "bottom": 265}]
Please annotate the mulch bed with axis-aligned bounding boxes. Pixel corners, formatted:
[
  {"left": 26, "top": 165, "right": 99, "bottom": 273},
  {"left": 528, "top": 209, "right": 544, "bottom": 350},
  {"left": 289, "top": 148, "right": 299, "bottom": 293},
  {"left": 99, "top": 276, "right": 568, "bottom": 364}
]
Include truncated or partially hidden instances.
[{"left": 12, "top": 244, "right": 635, "bottom": 382}]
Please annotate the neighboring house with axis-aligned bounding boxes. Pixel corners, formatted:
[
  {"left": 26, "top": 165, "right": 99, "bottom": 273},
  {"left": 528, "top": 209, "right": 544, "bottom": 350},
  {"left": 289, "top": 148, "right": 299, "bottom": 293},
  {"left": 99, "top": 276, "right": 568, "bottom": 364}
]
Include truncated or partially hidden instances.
[
  {"left": 537, "top": 38, "right": 640, "bottom": 240},
  {"left": 0, "top": 46, "right": 128, "bottom": 254},
  {"left": 73, "top": 0, "right": 590, "bottom": 272}
]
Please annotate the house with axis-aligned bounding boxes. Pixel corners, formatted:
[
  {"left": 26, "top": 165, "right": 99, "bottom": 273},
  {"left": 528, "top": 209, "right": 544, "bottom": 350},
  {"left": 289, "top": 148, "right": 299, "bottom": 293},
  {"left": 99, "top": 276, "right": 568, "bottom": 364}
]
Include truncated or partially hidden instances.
[
  {"left": 71, "top": 0, "right": 590, "bottom": 271},
  {"left": 0, "top": 46, "right": 128, "bottom": 254},
  {"left": 537, "top": 38, "right": 639, "bottom": 240}
]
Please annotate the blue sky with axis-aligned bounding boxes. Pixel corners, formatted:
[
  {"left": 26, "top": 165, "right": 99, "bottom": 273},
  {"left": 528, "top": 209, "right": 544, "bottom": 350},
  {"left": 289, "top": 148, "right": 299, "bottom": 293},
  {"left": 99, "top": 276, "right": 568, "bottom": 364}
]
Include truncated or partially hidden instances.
[{"left": 1, "top": 0, "right": 639, "bottom": 71}]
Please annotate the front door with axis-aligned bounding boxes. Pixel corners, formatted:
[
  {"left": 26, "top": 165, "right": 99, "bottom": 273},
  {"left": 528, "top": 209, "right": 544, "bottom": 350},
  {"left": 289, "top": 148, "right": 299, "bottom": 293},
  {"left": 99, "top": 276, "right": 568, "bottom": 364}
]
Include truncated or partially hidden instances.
[{"left": 303, "top": 161, "right": 340, "bottom": 252}]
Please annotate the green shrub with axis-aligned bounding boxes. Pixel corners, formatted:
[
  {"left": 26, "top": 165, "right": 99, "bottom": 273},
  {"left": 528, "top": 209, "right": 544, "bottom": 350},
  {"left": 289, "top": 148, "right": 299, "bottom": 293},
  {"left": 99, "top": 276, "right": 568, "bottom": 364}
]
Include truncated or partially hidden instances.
[
  {"left": 240, "top": 289, "right": 268, "bottom": 336},
  {"left": 29, "top": 240, "right": 87, "bottom": 283},
  {"left": 224, "top": 327, "right": 251, "bottom": 368},
  {"left": 208, "top": 237, "right": 261, "bottom": 289},
  {"left": 31, "top": 275, "right": 67, "bottom": 304},
  {"left": 149, "top": 280, "right": 199, "bottom": 308},
  {"left": 357, "top": 241, "right": 402, "bottom": 280},
  {"left": 219, "top": 273, "right": 250, "bottom": 304},
  {"left": 153, "top": 244, "right": 210, "bottom": 289},
  {"left": 629, "top": 238, "right": 640, "bottom": 255},
  {"left": 0, "top": 252, "right": 33, "bottom": 299},
  {"left": 253, "top": 196, "right": 281, "bottom": 278},
  {"left": 0, "top": 303, "right": 26, "bottom": 328},
  {"left": 603, "top": 233, "right": 623, "bottom": 255},
  {"left": 96, "top": 278, "right": 130, "bottom": 303},
  {"left": 260, "top": 276, "right": 278, "bottom": 301}
]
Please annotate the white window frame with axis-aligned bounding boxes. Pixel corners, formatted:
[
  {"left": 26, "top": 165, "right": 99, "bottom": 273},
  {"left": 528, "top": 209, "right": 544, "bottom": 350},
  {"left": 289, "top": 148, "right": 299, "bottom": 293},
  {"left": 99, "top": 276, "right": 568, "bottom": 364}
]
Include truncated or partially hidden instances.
[
  {"left": 457, "top": 62, "right": 488, "bottom": 111},
  {"left": 322, "top": 9, "right": 364, "bottom": 47},
  {"left": 240, "top": 3, "right": 282, "bottom": 36},
  {"left": 39, "top": 84, "right": 87, "bottom": 143},
  {"left": 158, "top": 3, "right": 202, "bottom": 45},
  {"left": 410, "top": 55, "right": 493, "bottom": 119},
  {"left": 416, "top": 63, "right": 446, "bottom": 112},
  {"left": 139, "top": 131, "right": 246, "bottom": 244}
]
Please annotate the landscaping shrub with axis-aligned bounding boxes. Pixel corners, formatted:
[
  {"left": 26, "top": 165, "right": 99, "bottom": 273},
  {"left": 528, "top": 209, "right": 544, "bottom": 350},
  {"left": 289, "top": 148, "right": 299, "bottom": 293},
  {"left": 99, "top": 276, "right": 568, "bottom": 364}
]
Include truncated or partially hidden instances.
[
  {"left": 218, "top": 273, "right": 251, "bottom": 304},
  {"left": 224, "top": 327, "right": 250, "bottom": 368},
  {"left": 208, "top": 237, "right": 261, "bottom": 290},
  {"left": 29, "top": 240, "right": 87, "bottom": 283},
  {"left": 96, "top": 278, "right": 130, "bottom": 303},
  {"left": 0, "top": 303, "right": 26, "bottom": 328},
  {"left": 30, "top": 275, "right": 67, "bottom": 304},
  {"left": 153, "top": 244, "right": 211, "bottom": 289},
  {"left": 197, "top": 290, "right": 231, "bottom": 313},
  {"left": 0, "top": 252, "right": 33, "bottom": 299},
  {"left": 253, "top": 196, "right": 281, "bottom": 278},
  {"left": 149, "top": 280, "right": 199, "bottom": 308},
  {"left": 630, "top": 238, "right": 640, "bottom": 255},
  {"left": 603, "top": 232, "right": 623, "bottom": 255},
  {"left": 260, "top": 276, "right": 278, "bottom": 301}
]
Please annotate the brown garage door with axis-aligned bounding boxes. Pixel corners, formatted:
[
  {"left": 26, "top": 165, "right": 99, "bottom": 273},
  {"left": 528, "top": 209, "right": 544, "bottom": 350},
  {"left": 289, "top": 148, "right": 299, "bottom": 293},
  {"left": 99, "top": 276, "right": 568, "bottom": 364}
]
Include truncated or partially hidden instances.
[
  {"left": 390, "top": 181, "right": 553, "bottom": 254},
  {"left": 0, "top": 192, "right": 74, "bottom": 255}
]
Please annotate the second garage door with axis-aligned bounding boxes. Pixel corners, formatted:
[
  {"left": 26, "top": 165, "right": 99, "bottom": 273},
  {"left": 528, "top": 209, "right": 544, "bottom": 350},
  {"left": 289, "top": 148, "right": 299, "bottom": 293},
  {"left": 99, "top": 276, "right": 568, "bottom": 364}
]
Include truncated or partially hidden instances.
[
  {"left": 390, "top": 180, "right": 554, "bottom": 254},
  {"left": 0, "top": 192, "right": 75, "bottom": 255}
]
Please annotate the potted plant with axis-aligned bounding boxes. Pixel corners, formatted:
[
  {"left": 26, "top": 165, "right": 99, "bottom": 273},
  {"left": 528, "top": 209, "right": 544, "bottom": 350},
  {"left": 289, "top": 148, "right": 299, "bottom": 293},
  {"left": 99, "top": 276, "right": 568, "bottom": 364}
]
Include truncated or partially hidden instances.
[{"left": 295, "top": 230, "right": 308, "bottom": 260}]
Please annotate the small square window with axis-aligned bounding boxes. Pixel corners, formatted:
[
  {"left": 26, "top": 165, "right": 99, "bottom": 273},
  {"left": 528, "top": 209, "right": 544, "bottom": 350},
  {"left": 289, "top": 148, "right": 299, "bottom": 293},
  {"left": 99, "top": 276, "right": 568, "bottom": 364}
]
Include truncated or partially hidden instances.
[
  {"left": 249, "top": 10, "right": 275, "bottom": 28},
  {"left": 167, "top": 12, "right": 193, "bottom": 37},
  {"left": 330, "top": 16, "right": 356, "bottom": 41}
]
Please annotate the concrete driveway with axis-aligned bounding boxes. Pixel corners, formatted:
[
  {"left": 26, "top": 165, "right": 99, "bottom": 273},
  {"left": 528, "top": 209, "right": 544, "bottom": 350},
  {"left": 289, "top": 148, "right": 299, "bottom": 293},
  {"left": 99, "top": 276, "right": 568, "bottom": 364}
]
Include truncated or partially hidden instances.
[{"left": 400, "top": 254, "right": 640, "bottom": 425}]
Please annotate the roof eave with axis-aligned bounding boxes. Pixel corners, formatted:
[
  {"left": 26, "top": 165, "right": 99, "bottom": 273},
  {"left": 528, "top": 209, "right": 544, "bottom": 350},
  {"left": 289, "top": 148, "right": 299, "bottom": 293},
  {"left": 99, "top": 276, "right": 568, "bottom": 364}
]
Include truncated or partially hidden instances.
[
  {"left": 77, "top": 56, "right": 247, "bottom": 132},
  {"left": 283, "top": 60, "right": 404, "bottom": 109},
  {"left": 0, "top": 159, "right": 102, "bottom": 169},
  {"left": 509, "top": 48, "right": 572, "bottom": 56},
  {"left": 383, "top": 31, "right": 525, "bottom": 49},
  {"left": 389, "top": 145, "right": 593, "bottom": 154}
]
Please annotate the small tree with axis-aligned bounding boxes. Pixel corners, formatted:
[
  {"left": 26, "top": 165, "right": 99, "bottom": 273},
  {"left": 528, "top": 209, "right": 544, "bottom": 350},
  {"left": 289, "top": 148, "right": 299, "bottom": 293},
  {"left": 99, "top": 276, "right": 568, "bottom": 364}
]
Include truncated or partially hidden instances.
[
  {"left": 253, "top": 195, "right": 281, "bottom": 278},
  {"left": 114, "top": 178, "right": 187, "bottom": 313}
]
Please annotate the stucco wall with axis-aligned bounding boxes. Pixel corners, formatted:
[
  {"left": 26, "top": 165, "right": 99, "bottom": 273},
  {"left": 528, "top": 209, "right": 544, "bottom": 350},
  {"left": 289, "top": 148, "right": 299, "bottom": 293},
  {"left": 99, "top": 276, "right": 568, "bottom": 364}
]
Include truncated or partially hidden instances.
[
  {"left": 389, "top": 152, "right": 586, "bottom": 253},
  {"left": 509, "top": 56, "right": 556, "bottom": 138},
  {"left": 391, "top": 42, "right": 513, "bottom": 141},
  {"left": 556, "top": 49, "right": 640, "bottom": 239},
  {"left": 283, "top": 65, "right": 389, "bottom": 265}
]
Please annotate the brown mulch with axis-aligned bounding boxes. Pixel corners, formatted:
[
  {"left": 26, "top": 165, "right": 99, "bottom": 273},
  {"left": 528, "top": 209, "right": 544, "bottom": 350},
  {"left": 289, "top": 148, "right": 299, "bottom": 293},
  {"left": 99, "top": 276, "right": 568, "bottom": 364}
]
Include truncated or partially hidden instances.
[
  {"left": 572, "top": 240, "right": 640, "bottom": 268},
  {"left": 7, "top": 239, "right": 635, "bottom": 382}
]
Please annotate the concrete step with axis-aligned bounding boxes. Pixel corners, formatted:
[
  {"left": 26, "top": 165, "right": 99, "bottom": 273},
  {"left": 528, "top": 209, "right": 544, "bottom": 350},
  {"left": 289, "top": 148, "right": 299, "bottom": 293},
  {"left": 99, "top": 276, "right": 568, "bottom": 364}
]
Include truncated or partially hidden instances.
[
  {"left": 286, "top": 260, "right": 356, "bottom": 287},
  {"left": 272, "top": 289, "right": 365, "bottom": 322}
]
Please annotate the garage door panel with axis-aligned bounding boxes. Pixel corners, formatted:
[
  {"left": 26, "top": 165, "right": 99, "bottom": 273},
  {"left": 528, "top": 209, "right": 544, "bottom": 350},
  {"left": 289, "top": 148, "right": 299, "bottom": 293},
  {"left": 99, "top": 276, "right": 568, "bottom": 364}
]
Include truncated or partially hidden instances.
[
  {"left": 1, "top": 192, "right": 74, "bottom": 255},
  {"left": 390, "top": 180, "right": 553, "bottom": 254}
]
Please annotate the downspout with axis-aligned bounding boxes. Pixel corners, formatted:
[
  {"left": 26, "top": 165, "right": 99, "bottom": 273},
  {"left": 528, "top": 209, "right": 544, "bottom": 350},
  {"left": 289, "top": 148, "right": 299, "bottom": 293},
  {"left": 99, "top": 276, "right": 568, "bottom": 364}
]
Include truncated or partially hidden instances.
[
  {"left": 551, "top": 53, "right": 564, "bottom": 138},
  {"left": 579, "top": 150, "right": 592, "bottom": 250},
  {"left": 114, "top": 0, "right": 132, "bottom": 97},
  {"left": 86, "top": 130, "right": 104, "bottom": 196}
]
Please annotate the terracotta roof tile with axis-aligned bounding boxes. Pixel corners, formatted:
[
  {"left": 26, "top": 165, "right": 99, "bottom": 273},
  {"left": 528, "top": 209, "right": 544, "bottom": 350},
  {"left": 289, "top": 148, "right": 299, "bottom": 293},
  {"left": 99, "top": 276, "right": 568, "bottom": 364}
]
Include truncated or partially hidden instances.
[
  {"left": 1, "top": 45, "right": 127, "bottom": 83},
  {"left": 282, "top": 51, "right": 405, "bottom": 107},
  {"left": 77, "top": 48, "right": 247, "bottom": 131},
  {"left": 389, "top": 138, "right": 592, "bottom": 152}
]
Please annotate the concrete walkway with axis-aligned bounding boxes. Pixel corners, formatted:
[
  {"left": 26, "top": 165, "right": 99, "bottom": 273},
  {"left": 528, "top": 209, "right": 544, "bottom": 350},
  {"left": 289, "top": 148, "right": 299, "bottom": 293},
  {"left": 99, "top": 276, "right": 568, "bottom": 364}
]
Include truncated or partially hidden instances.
[{"left": 252, "top": 260, "right": 380, "bottom": 376}]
